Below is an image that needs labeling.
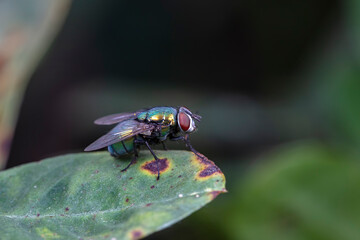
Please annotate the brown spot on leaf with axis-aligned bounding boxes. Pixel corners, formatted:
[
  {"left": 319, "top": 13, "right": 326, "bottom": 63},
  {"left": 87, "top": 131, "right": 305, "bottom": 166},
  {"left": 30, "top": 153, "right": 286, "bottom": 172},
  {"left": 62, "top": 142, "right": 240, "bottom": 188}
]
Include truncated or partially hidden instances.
[
  {"left": 193, "top": 153, "right": 223, "bottom": 180},
  {"left": 141, "top": 158, "right": 170, "bottom": 176},
  {"left": 199, "top": 165, "right": 221, "bottom": 178},
  {"left": 196, "top": 153, "right": 215, "bottom": 166},
  {"left": 129, "top": 229, "right": 144, "bottom": 240}
]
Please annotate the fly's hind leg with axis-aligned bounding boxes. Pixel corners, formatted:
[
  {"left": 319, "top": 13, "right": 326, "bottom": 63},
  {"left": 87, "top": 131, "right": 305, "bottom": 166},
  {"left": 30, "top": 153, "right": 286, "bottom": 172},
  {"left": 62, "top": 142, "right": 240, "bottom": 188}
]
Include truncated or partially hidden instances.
[
  {"left": 121, "top": 139, "right": 140, "bottom": 172},
  {"left": 120, "top": 154, "right": 137, "bottom": 172}
]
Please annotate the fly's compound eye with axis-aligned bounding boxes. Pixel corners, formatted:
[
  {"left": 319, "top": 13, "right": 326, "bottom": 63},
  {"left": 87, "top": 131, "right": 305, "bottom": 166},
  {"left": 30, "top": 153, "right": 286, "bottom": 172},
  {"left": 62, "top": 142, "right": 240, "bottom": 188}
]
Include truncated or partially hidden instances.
[
  {"left": 178, "top": 112, "right": 195, "bottom": 132},
  {"left": 179, "top": 112, "right": 190, "bottom": 131}
]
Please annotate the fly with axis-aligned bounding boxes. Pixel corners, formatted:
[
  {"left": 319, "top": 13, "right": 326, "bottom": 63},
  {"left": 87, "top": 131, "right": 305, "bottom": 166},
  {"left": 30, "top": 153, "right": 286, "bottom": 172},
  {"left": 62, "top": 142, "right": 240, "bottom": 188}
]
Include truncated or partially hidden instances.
[{"left": 85, "top": 106, "right": 202, "bottom": 180}]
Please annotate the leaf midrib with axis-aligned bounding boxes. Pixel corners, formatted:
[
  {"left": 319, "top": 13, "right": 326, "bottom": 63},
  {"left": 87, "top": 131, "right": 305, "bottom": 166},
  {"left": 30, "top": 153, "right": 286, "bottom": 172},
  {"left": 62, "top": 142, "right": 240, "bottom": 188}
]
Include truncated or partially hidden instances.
[{"left": 0, "top": 190, "right": 211, "bottom": 220}]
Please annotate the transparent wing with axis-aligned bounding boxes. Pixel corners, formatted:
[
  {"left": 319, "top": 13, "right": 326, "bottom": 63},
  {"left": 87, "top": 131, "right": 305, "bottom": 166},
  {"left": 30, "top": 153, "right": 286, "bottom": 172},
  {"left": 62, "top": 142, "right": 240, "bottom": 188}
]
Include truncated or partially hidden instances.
[
  {"left": 94, "top": 112, "right": 140, "bottom": 125},
  {"left": 84, "top": 120, "right": 154, "bottom": 151}
]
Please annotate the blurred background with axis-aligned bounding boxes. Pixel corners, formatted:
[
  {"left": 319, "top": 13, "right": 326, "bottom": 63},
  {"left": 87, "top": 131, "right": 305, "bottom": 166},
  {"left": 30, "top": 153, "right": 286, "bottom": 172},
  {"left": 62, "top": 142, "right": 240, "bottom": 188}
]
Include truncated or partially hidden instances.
[{"left": 1, "top": 0, "right": 360, "bottom": 239}]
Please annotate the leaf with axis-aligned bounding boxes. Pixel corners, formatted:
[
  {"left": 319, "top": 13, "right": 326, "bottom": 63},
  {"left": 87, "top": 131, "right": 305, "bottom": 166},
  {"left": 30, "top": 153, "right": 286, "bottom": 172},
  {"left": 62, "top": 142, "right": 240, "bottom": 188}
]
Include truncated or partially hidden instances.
[{"left": 0, "top": 150, "right": 226, "bottom": 240}]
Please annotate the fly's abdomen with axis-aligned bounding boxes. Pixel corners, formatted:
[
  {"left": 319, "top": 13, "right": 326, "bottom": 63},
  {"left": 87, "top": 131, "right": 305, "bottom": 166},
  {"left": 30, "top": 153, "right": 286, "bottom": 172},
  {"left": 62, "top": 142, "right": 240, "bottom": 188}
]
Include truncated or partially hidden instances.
[{"left": 108, "top": 137, "right": 135, "bottom": 156}]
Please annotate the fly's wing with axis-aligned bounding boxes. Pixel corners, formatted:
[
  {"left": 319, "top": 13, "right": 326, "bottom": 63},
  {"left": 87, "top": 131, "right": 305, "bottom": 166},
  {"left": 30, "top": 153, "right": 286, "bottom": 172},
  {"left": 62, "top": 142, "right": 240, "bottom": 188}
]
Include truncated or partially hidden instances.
[
  {"left": 94, "top": 112, "right": 140, "bottom": 125},
  {"left": 84, "top": 120, "right": 154, "bottom": 151}
]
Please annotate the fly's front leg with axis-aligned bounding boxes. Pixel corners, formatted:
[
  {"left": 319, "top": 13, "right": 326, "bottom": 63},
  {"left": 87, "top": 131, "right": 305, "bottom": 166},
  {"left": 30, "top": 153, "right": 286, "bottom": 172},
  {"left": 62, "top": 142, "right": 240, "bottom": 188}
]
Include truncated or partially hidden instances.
[
  {"left": 183, "top": 134, "right": 203, "bottom": 158},
  {"left": 169, "top": 134, "right": 204, "bottom": 159},
  {"left": 168, "top": 135, "right": 184, "bottom": 142}
]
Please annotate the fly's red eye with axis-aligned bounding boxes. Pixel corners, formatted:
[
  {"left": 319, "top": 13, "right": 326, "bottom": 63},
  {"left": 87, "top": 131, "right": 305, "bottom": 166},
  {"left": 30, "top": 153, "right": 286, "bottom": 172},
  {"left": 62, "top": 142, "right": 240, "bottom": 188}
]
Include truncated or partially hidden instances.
[{"left": 179, "top": 112, "right": 190, "bottom": 131}]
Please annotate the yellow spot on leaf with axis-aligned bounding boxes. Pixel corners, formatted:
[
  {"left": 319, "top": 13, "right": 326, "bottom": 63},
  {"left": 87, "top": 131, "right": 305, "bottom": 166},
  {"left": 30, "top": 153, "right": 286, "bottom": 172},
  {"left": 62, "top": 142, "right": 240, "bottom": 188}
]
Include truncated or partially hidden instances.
[
  {"left": 190, "top": 153, "right": 224, "bottom": 181},
  {"left": 127, "top": 228, "right": 144, "bottom": 240},
  {"left": 35, "top": 227, "right": 59, "bottom": 239}
]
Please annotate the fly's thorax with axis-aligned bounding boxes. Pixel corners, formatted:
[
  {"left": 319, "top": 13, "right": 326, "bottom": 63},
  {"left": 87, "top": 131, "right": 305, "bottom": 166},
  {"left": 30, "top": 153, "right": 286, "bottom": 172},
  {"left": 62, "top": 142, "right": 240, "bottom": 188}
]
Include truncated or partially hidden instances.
[
  {"left": 137, "top": 107, "right": 177, "bottom": 126},
  {"left": 158, "top": 125, "right": 172, "bottom": 140},
  {"left": 142, "top": 124, "right": 174, "bottom": 141}
]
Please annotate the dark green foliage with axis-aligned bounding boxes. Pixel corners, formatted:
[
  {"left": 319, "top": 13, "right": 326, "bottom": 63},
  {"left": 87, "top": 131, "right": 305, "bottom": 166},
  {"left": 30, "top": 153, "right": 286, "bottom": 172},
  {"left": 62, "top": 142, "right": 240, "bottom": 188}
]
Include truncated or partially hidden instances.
[{"left": 224, "top": 142, "right": 360, "bottom": 240}]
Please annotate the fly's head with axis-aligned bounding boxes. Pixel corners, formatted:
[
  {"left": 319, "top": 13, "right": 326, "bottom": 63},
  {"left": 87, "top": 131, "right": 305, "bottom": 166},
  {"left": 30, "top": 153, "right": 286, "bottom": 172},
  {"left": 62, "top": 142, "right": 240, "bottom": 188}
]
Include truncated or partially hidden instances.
[{"left": 177, "top": 106, "right": 201, "bottom": 134}]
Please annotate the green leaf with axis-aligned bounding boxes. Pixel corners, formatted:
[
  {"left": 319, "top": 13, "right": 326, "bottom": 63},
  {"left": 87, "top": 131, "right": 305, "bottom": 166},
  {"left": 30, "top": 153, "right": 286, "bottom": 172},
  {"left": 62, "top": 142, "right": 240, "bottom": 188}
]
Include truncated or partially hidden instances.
[{"left": 0, "top": 150, "right": 226, "bottom": 240}]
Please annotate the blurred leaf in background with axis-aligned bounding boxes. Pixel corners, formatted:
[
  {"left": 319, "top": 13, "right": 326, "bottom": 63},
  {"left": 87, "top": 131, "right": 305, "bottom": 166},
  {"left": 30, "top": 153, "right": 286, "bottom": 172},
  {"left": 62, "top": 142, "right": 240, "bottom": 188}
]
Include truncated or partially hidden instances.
[
  {"left": 225, "top": 142, "right": 360, "bottom": 240},
  {"left": 0, "top": 0, "right": 71, "bottom": 168},
  {"left": 301, "top": 0, "right": 360, "bottom": 151}
]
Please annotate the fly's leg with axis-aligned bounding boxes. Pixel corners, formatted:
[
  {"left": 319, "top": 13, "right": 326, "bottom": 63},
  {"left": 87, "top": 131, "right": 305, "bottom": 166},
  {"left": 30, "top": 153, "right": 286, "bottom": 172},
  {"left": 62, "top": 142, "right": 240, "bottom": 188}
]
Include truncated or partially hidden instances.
[
  {"left": 161, "top": 141, "right": 168, "bottom": 151},
  {"left": 168, "top": 135, "right": 184, "bottom": 141},
  {"left": 184, "top": 135, "right": 201, "bottom": 155},
  {"left": 120, "top": 154, "right": 137, "bottom": 172},
  {"left": 121, "top": 138, "right": 139, "bottom": 172},
  {"left": 144, "top": 140, "right": 162, "bottom": 180},
  {"left": 169, "top": 134, "right": 204, "bottom": 160},
  {"left": 183, "top": 135, "right": 203, "bottom": 158}
]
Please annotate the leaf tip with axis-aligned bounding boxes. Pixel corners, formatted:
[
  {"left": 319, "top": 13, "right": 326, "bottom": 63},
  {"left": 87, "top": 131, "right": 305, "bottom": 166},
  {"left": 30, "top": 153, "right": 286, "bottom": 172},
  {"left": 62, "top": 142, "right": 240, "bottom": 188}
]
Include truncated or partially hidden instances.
[{"left": 208, "top": 189, "right": 227, "bottom": 200}]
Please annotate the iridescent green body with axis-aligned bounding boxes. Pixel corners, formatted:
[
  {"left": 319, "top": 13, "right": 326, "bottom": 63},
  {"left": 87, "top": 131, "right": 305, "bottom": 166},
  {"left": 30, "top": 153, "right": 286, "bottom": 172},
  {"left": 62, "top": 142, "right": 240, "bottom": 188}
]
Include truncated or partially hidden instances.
[
  {"left": 137, "top": 106, "right": 177, "bottom": 141},
  {"left": 137, "top": 107, "right": 177, "bottom": 126},
  {"left": 108, "top": 107, "right": 178, "bottom": 156},
  {"left": 108, "top": 137, "right": 136, "bottom": 156}
]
